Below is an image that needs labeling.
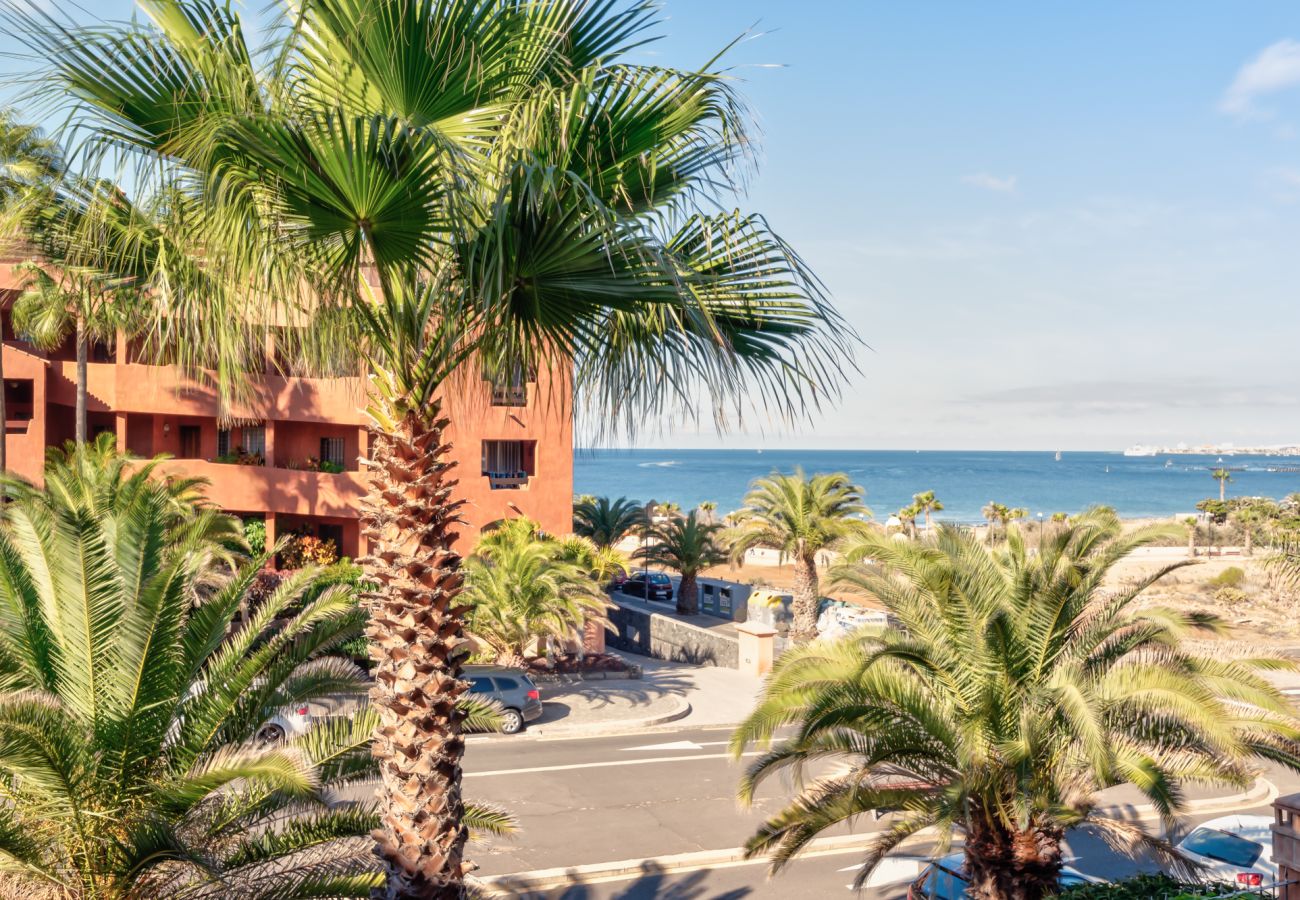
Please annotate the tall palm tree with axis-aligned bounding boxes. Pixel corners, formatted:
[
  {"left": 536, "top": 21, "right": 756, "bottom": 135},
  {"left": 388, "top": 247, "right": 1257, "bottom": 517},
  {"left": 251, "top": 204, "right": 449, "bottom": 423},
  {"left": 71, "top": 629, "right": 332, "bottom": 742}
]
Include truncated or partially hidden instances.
[
  {"left": 637, "top": 509, "right": 728, "bottom": 615},
  {"left": 22, "top": 3, "right": 854, "bottom": 894},
  {"left": 1212, "top": 467, "right": 1233, "bottom": 502},
  {"left": 573, "top": 495, "right": 644, "bottom": 548},
  {"left": 0, "top": 440, "right": 385, "bottom": 897},
  {"left": 728, "top": 469, "right": 870, "bottom": 642},
  {"left": 912, "top": 489, "right": 943, "bottom": 531},
  {"left": 0, "top": 109, "right": 63, "bottom": 471},
  {"left": 733, "top": 509, "right": 1300, "bottom": 898},
  {"left": 981, "top": 500, "right": 1005, "bottom": 543},
  {"left": 698, "top": 500, "right": 718, "bottom": 525},
  {"left": 894, "top": 502, "right": 918, "bottom": 539},
  {"left": 1183, "top": 515, "right": 1198, "bottom": 558}
]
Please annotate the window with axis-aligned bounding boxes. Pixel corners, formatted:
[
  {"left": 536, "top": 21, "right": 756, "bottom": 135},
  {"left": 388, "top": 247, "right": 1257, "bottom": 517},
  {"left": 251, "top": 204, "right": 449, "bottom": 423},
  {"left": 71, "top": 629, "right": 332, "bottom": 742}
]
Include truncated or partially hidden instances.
[
  {"left": 493, "top": 677, "right": 519, "bottom": 691},
  {"left": 1181, "top": 827, "right": 1263, "bottom": 868},
  {"left": 468, "top": 678, "right": 495, "bottom": 694},
  {"left": 179, "top": 425, "right": 201, "bottom": 459},
  {"left": 481, "top": 440, "right": 537, "bottom": 488},
  {"left": 217, "top": 428, "right": 231, "bottom": 457},
  {"left": 484, "top": 362, "right": 536, "bottom": 406},
  {"left": 320, "top": 436, "right": 345, "bottom": 468},
  {"left": 4, "top": 380, "right": 34, "bottom": 423},
  {"left": 243, "top": 426, "right": 266, "bottom": 458}
]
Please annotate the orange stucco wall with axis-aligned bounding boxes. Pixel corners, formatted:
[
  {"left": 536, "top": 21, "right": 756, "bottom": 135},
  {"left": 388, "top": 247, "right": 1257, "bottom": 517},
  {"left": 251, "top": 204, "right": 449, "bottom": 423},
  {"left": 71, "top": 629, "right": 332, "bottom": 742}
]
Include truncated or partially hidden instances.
[{"left": 1, "top": 261, "right": 574, "bottom": 553}]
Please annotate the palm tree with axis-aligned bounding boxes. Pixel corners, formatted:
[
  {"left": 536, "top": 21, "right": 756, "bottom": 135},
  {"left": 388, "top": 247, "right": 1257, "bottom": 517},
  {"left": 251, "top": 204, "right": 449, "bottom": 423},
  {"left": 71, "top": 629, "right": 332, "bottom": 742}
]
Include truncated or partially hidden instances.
[
  {"left": 912, "top": 489, "right": 943, "bottom": 531},
  {"left": 894, "top": 503, "right": 919, "bottom": 539},
  {"left": 1231, "top": 504, "right": 1265, "bottom": 556},
  {"left": 1212, "top": 467, "right": 1233, "bottom": 502},
  {"left": 637, "top": 510, "right": 729, "bottom": 615},
  {"left": 573, "top": 495, "right": 644, "bottom": 548},
  {"left": 981, "top": 501, "right": 1008, "bottom": 543},
  {"left": 464, "top": 523, "right": 611, "bottom": 669},
  {"left": 733, "top": 509, "right": 1300, "bottom": 897},
  {"left": 728, "top": 469, "right": 870, "bottom": 642},
  {"left": 0, "top": 109, "right": 63, "bottom": 471},
  {"left": 698, "top": 500, "right": 718, "bottom": 524},
  {"left": 24, "top": 3, "right": 854, "bottom": 893},
  {"left": 0, "top": 440, "right": 386, "bottom": 897},
  {"left": 1183, "top": 515, "right": 1198, "bottom": 558}
]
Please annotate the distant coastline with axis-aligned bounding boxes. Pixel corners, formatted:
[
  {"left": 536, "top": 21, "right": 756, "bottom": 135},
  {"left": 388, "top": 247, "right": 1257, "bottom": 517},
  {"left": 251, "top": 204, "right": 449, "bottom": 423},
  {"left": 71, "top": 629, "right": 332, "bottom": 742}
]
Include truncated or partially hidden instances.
[{"left": 1123, "top": 443, "right": 1300, "bottom": 457}]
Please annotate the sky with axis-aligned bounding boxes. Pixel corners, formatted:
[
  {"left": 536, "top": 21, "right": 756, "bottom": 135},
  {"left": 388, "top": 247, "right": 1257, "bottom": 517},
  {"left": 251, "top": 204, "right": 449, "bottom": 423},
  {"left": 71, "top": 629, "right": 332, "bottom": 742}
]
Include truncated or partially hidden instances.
[{"left": 4, "top": 2, "right": 1300, "bottom": 451}]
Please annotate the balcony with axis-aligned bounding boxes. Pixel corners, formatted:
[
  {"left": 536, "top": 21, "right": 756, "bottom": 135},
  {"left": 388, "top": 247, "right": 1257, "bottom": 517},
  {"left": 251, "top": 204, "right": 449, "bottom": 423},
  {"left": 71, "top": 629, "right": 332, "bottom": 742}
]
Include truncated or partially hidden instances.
[
  {"left": 482, "top": 439, "right": 536, "bottom": 490},
  {"left": 489, "top": 383, "right": 528, "bottom": 407},
  {"left": 152, "top": 458, "right": 367, "bottom": 518}
]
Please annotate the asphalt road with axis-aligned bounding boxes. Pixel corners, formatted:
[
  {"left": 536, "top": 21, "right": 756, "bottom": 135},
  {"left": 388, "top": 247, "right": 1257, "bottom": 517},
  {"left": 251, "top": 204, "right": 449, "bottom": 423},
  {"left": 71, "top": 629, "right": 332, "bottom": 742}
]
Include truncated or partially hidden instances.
[{"left": 415, "top": 723, "right": 1293, "bottom": 897}]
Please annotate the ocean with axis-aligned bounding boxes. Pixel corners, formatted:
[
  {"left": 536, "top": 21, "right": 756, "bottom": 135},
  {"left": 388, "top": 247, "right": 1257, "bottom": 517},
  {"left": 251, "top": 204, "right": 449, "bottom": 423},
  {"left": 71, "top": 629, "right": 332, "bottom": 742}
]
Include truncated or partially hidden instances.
[{"left": 573, "top": 449, "right": 1300, "bottom": 523}]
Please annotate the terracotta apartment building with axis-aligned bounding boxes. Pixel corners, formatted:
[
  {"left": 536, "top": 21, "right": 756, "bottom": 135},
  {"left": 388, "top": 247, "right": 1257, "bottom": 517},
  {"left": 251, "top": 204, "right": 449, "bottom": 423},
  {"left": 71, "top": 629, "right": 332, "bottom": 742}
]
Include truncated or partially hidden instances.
[{"left": 0, "top": 259, "right": 573, "bottom": 558}]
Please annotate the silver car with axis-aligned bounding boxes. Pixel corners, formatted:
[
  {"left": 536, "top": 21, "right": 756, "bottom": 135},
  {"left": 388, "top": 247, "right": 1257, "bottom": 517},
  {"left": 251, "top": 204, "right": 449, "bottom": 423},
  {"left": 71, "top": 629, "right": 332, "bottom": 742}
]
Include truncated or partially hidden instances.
[{"left": 465, "top": 666, "right": 544, "bottom": 734}]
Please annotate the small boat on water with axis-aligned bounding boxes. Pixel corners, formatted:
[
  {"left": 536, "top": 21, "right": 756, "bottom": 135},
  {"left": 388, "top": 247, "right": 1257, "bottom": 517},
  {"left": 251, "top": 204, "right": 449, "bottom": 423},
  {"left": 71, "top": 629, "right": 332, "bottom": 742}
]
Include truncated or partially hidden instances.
[{"left": 1054, "top": 450, "right": 1062, "bottom": 462}]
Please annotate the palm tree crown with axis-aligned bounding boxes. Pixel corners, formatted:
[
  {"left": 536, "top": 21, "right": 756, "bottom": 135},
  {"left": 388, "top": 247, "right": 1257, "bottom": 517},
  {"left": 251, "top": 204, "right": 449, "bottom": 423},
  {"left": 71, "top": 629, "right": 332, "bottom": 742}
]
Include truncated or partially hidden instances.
[
  {"left": 728, "top": 469, "right": 870, "bottom": 641},
  {"left": 0, "top": 440, "right": 382, "bottom": 897},
  {"left": 1212, "top": 467, "right": 1233, "bottom": 502},
  {"left": 573, "top": 495, "right": 644, "bottom": 548},
  {"left": 636, "top": 509, "right": 728, "bottom": 614},
  {"left": 733, "top": 509, "right": 1300, "bottom": 897}
]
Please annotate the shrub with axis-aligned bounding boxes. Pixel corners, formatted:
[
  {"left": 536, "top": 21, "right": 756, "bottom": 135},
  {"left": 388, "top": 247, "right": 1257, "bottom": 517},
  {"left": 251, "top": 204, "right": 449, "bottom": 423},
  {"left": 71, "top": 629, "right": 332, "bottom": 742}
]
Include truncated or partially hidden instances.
[
  {"left": 281, "top": 533, "right": 339, "bottom": 568},
  {"left": 1214, "top": 586, "right": 1248, "bottom": 606},
  {"left": 1063, "top": 874, "right": 1267, "bottom": 898},
  {"left": 1210, "top": 566, "right": 1245, "bottom": 588},
  {"left": 242, "top": 517, "right": 266, "bottom": 556}
]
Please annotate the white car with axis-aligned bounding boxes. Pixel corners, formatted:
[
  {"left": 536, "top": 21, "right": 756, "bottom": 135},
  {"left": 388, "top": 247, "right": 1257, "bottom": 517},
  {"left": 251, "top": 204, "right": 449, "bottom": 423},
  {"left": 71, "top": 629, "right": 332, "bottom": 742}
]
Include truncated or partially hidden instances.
[
  {"left": 256, "top": 702, "right": 313, "bottom": 744},
  {"left": 1174, "top": 814, "right": 1275, "bottom": 888}
]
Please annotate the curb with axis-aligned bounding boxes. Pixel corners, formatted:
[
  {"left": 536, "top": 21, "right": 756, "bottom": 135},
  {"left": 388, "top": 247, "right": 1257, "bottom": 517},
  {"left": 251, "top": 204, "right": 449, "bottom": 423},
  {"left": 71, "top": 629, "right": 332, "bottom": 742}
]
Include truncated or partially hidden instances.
[
  {"left": 474, "top": 776, "right": 1275, "bottom": 894},
  {"left": 526, "top": 697, "right": 691, "bottom": 739}
]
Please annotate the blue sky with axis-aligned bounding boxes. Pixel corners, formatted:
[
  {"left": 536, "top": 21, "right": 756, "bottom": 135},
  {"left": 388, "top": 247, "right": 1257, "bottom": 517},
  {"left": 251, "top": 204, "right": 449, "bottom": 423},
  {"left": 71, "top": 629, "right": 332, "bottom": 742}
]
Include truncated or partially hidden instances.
[{"left": 5, "top": 2, "right": 1300, "bottom": 450}]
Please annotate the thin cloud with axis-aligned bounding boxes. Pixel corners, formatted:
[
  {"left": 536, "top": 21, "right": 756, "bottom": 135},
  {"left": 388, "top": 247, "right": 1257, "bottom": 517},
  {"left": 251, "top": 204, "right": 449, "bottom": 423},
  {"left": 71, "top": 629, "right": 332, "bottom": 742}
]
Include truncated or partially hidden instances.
[
  {"left": 961, "top": 172, "right": 1017, "bottom": 192},
  {"left": 1220, "top": 39, "right": 1300, "bottom": 119},
  {"left": 964, "top": 381, "right": 1300, "bottom": 415}
]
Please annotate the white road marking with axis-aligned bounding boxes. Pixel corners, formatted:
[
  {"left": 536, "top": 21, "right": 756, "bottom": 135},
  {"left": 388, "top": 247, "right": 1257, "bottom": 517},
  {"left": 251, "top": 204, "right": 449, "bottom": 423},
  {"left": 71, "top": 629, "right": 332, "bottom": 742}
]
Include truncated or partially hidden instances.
[
  {"left": 620, "top": 740, "right": 705, "bottom": 752},
  {"left": 466, "top": 750, "right": 762, "bottom": 778}
]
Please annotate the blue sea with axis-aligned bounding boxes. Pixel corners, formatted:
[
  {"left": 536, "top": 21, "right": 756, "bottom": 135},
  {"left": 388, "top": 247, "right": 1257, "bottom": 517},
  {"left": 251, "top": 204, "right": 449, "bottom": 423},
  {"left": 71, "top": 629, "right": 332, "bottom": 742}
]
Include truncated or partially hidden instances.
[{"left": 573, "top": 449, "right": 1300, "bottom": 523}]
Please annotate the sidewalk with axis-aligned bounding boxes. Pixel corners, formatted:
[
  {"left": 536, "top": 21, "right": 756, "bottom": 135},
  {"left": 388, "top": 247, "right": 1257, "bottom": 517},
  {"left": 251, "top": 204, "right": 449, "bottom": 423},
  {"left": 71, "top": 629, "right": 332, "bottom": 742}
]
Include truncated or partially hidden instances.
[{"left": 508, "top": 651, "right": 764, "bottom": 739}]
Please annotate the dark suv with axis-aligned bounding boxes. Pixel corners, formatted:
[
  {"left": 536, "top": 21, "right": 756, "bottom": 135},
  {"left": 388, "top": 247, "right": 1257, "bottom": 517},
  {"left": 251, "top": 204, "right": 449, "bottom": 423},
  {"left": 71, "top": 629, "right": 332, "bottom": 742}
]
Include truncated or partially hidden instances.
[
  {"left": 465, "top": 666, "right": 543, "bottom": 734},
  {"left": 622, "top": 571, "right": 674, "bottom": 602}
]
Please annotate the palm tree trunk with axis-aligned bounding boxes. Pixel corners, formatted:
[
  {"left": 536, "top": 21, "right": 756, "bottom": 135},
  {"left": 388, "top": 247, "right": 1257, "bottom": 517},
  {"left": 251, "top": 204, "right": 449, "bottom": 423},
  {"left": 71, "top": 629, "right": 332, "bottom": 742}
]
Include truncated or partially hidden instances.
[
  {"left": 1220, "top": 479, "right": 1226, "bottom": 502},
  {"left": 75, "top": 314, "right": 87, "bottom": 445},
  {"left": 790, "top": 553, "right": 820, "bottom": 643},
  {"left": 1188, "top": 528, "right": 1196, "bottom": 558},
  {"left": 359, "top": 405, "right": 472, "bottom": 900},
  {"left": 676, "top": 571, "right": 698, "bottom": 616},
  {"left": 1245, "top": 526, "right": 1253, "bottom": 556},
  {"left": 964, "top": 825, "right": 1064, "bottom": 900}
]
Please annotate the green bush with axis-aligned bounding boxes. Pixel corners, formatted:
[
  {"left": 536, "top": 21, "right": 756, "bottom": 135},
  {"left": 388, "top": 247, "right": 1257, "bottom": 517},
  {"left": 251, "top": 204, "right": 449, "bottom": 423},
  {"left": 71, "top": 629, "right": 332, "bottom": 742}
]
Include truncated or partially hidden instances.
[
  {"left": 1063, "top": 874, "right": 1267, "bottom": 898},
  {"left": 242, "top": 517, "right": 266, "bottom": 557},
  {"left": 1214, "top": 586, "right": 1248, "bottom": 606},
  {"left": 1209, "top": 566, "right": 1245, "bottom": 588}
]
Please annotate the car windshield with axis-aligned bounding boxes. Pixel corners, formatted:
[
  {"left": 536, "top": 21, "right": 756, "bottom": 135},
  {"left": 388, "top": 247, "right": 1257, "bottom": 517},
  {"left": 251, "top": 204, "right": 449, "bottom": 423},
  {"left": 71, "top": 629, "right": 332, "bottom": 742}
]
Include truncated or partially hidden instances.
[
  {"left": 650, "top": 574, "right": 671, "bottom": 584},
  {"left": 1182, "top": 827, "right": 1263, "bottom": 868}
]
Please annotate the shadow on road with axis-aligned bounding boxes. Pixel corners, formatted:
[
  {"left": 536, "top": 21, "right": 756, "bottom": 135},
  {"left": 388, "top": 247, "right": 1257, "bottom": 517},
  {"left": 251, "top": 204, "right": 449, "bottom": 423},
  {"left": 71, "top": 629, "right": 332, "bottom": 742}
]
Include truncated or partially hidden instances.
[
  {"left": 540, "top": 670, "right": 695, "bottom": 711},
  {"left": 508, "top": 862, "right": 752, "bottom": 900}
]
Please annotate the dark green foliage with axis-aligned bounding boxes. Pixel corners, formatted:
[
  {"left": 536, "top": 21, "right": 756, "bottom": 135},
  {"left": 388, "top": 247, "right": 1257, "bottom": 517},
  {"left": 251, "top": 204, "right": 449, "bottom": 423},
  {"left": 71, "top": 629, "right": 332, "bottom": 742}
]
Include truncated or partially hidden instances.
[{"left": 1062, "top": 874, "right": 1267, "bottom": 899}]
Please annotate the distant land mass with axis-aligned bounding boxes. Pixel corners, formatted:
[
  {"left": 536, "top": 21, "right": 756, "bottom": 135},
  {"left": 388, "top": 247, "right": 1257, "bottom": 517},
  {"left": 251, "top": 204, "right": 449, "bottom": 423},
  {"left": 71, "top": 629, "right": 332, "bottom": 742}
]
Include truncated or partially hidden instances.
[{"left": 1123, "top": 443, "right": 1300, "bottom": 457}]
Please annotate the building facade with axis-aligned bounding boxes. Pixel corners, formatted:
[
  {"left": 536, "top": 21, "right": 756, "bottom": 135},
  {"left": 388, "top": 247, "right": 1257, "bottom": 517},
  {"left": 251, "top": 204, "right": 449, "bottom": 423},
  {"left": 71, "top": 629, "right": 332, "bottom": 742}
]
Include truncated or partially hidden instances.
[{"left": 0, "top": 260, "right": 573, "bottom": 559}]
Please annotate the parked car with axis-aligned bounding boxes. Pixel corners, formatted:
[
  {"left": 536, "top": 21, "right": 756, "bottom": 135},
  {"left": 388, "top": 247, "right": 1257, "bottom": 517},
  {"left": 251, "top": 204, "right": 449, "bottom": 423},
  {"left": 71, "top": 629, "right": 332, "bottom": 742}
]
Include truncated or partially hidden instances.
[
  {"left": 255, "top": 702, "right": 313, "bottom": 744},
  {"left": 622, "top": 571, "right": 674, "bottom": 602},
  {"left": 465, "top": 665, "right": 544, "bottom": 734},
  {"left": 907, "top": 852, "right": 1101, "bottom": 898},
  {"left": 608, "top": 565, "right": 629, "bottom": 590},
  {"left": 1174, "top": 815, "right": 1276, "bottom": 887}
]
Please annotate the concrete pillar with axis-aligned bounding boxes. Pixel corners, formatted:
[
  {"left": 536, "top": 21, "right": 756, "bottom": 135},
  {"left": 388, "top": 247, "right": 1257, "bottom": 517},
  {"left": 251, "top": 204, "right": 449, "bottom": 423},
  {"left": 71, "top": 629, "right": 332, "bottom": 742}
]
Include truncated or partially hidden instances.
[
  {"left": 1275, "top": 794, "right": 1300, "bottom": 898},
  {"left": 114, "top": 412, "right": 127, "bottom": 453},
  {"left": 735, "top": 620, "right": 777, "bottom": 678},
  {"left": 265, "top": 513, "right": 277, "bottom": 568}
]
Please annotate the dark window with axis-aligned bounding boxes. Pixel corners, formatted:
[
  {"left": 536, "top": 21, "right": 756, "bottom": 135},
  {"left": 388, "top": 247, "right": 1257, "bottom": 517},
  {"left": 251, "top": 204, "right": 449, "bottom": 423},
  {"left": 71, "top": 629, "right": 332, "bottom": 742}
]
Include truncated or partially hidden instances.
[
  {"left": 318, "top": 523, "right": 344, "bottom": 556},
  {"left": 4, "top": 380, "right": 34, "bottom": 422},
  {"left": 320, "top": 436, "right": 345, "bottom": 467},
  {"left": 468, "top": 678, "right": 495, "bottom": 694},
  {"left": 1181, "top": 828, "right": 1263, "bottom": 868},
  {"left": 493, "top": 677, "right": 520, "bottom": 691},
  {"left": 179, "top": 425, "right": 201, "bottom": 459},
  {"left": 650, "top": 574, "right": 672, "bottom": 585},
  {"left": 217, "top": 428, "right": 231, "bottom": 457},
  {"left": 91, "top": 340, "right": 114, "bottom": 363}
]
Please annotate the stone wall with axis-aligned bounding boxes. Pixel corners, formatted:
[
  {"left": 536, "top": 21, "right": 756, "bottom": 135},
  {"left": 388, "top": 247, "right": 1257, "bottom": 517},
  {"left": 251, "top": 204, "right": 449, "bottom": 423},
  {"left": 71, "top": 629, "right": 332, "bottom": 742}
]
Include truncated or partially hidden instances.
[{"left": 605, "top": 601, "right": 740, "bottom": 668}]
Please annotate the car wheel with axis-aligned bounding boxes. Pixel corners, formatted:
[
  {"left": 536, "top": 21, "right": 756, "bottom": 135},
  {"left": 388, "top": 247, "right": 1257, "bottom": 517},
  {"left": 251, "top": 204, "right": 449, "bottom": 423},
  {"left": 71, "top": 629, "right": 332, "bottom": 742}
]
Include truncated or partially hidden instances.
[
  {"left": 257, "top": 723, "right": 287, "bottom": 745},
  {"left": 500, "top": 708, "right": 525, "bottom": 735}
]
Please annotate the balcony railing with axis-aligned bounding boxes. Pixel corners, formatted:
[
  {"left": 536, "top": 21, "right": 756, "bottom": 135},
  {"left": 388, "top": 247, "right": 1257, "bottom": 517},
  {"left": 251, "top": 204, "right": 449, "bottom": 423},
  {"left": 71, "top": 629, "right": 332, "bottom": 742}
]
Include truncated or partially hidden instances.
[{"left": 484, "top": 471, "right": 530, "bottom": 490}]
